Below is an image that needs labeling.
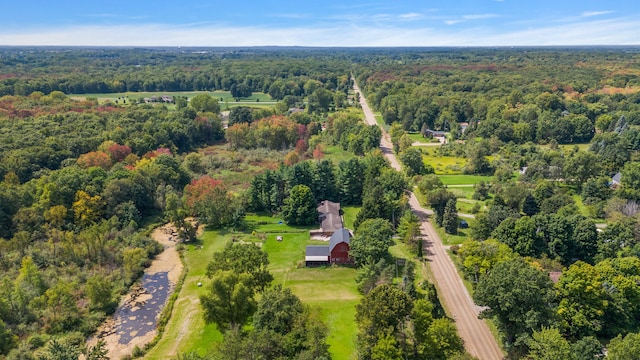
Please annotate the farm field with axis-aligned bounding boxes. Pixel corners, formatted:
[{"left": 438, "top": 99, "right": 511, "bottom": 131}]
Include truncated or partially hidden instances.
[
  {"left": 146, "top": 215, "right": 360, "bottom": 359},
  {"left": 69, "top": 90, "right": 275, "bottom": 108}
]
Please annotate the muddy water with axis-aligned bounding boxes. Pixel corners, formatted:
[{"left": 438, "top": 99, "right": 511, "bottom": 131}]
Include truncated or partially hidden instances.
[{"left": 87, "top": 223, "right": 183, "bottom": 359}]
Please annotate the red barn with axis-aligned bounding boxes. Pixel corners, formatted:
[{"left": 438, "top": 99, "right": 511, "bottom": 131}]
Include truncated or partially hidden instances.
[
  {"left": 305, "top": 228, "right": 352, "bottom": 266},
  {"left": 329, "top": 228, "right": 352, "bottom": 264}
]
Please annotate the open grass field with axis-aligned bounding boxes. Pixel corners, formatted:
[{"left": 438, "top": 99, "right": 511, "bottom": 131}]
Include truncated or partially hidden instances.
[
  {"left": 70, "top": 90, "right": 274, "bottom": 103},
  {"left": 147, "top": 215, "right": 359, "bottom": 359},
  {"left": 408, "top": 132, "right": 442, "bottom": 144},
  {"left": 324, "top": 145, "right": 357, "bottom": 164},
  {"left": 69, "top": 90, "right": 276, "bottom": 110},
  {"left": 456, "top": 199, "right": 484, "bottom": 214},
  {"left": 423, "top": 154, "right": 466, "bottom": 174},
  {"left": 540, "top": 142, "right": 591, "bottom": 153},
  {"left": 438, "top": 174, "right": 493, "bottom": 186}
]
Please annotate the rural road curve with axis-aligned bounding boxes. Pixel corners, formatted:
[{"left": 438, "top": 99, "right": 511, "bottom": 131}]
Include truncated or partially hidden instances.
[{"left": 354, "top": 80, "right": 504, "bottom": 360}]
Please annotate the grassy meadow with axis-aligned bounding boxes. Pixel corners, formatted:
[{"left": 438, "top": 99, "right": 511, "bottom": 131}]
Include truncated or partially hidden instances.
[
  {"left": 438, "top": 174, "right": 493, "bottom": 186},
  {"left": 69, "top": 90, "right": 275, "bottom": 110},
  {"left": 146, "top": 214, "right": 360, "bottom": 359},
  {"left": 422, "top": 153, "right": 466, "bottom": 174}
]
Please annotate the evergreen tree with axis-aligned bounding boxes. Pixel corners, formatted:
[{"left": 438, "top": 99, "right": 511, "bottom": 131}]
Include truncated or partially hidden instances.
[
  {"left": 443, "top": 199, "right": 458, "bottom": 234},
  {"left": 522, "top": 193, "right": 540, "bottom": 216}
]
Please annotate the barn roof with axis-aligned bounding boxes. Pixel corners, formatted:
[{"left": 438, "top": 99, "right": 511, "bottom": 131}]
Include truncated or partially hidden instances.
[
  {"left": 318, "top": 200, "right": 342, "bottom": 233},
  {"left": 329, "top": 228, "right": 351, "bottom": 252},
  {"left": 305, "top": 245, "right": 330, "bottom": 262}
]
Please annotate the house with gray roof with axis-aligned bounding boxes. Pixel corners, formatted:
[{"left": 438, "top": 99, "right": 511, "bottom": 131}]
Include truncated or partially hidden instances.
[
  {"left": 317, "top": 200, "right": 343, "bottom": 235},
  {"left": 611, "top": 172, "right": 622, "bottom": 189}
]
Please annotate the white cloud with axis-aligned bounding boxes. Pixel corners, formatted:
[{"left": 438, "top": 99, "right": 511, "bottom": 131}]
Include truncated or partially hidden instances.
[
  {"left": 0, "top": 17, "right": 639, "bottom": 47},
  {"left": 581, "top": 11, "right": 614, "bottom": 17},
  {"left": 445, "top": 20, "right": 463, "bottom": 25},
  {"left": 399, "top": 13, "right": 422, "bottom": 20}
]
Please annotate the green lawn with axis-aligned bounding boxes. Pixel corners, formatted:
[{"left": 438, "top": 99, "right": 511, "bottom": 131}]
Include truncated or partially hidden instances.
[
  {"left": 540, "top": 142, "right": 591, "bottom": 153},
  {"left": 373, "top": 113, "right": 390, "bottom": 131},
  {"left": 438, "top": 174, "right": 493, "bottom": 186},
  {"left": 456, "top": 199, "right": 484, "bottom": 214},
  {"left": 408, "top": 132, "right": 441, "bottom": 144},
  {"left": 324, "top": 145, "right": 357, "bottom": 164},
  {"left": 147, "top": 215, "right": 359, "bottom": 359},
  {"left": 447, "top": 187, "right": 475, "bottom": 199},
  {"left": 342, "top": 206, "right": 361, "bottom": 231},
  {"left": 433, "top": 220, "right": 471, "bottom": 245}
]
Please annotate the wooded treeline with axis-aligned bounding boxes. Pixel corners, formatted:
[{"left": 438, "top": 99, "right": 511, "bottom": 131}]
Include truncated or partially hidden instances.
[
  {"left": 355, "top": 48, "right": 640, "bottom": 145},
  {"left": 0, "top": 48, "right": 352, "bottom": 98}
]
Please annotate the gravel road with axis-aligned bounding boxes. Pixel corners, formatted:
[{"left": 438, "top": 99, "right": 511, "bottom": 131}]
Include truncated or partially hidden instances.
[{"left": 354, "top": 80, "right": 504, "bottom": 360}]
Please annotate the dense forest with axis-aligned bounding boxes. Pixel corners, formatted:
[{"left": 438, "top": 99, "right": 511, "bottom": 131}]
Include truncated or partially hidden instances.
[
  {"left": 354, "top": 47, "right": 640, "bottom": 358},
  {"left": 2, "top": 47, "right": 640, "bottom": 359},
  {"left": 0, "top": 48, "right": 352, "bottom": 98}
]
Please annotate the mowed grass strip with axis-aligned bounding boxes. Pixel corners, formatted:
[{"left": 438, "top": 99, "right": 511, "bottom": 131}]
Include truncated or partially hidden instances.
[
  {"left": 148, "top": 215, "right": 359, "bottom": 359},
  {"left": 144, "top": 231, "right": 227, "bottom": 359},
  {"left": 437, "top": 174, "right": 493, "bottom": 186}
]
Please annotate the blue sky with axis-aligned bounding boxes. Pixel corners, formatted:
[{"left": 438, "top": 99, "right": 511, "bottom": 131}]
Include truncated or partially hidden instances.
[{"left": 0, "top": 0, "right": 638, "bottom": 46}]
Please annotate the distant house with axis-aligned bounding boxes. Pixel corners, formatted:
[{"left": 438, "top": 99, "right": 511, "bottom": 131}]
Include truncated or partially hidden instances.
[
  {"left": 305, "top": 228, "right": 352, "bottom": 267},
  {"left": 288, "top": 107, "right": 304, "bottom": 115},
  {"left": 549, "top": 271, "right": 562, "bottom": 284},
  {"left": 317, "top": 200, "right": 343, "bottom": 235},
  {"left": 459, "top": 122, "right": 469, "bottom": 134},
  {"left": 611, "top": 172, "right": 622, "bottom": 189},
  {"left": 424, "top": 129, "right": 446, "bottom": 138}
]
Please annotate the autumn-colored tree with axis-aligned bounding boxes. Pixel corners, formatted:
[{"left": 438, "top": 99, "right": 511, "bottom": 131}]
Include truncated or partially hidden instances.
[
  {"left": 143, "top": 147, "right": 172, "bottom": 159},
  {"left": 284, "top": 151, "right": 301, "bottom": 166},
  {"left": 295, "top": 139, "right": 308, "bottom": 155},
  {"left": 44, "top": 205, "right": 68, "bottom": 229},
  {"left": 312, "top": 144, "right": 324, "bottom": 160},
  {"left": 106, "top": 143, "right": 132, "bottom": 162},
  {"left": 185, "top": 176, "right": 239, "bottom": 228},
  {"left": 72, "top": 190, "right": 102, "bottom": 226},
  {"left": 77, "top": 151, "right": 111, "bottom": 170}
]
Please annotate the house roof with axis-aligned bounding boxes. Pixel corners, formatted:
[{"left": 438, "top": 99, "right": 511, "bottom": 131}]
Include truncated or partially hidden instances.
[
  {"left": 318, "top": 200, "right": 342, "bottom": 233},
  {"left": 612, "top": 172, "right": 622, "bottom": 184},
  {"left": 329, "top": 228, "right": 351, "bottom": 252},
  {"left": 305, "top": 245, "right": 330, "bottom": 262},
  {"left": 425, "top": 129, "right": 446, "bottom": 137}
]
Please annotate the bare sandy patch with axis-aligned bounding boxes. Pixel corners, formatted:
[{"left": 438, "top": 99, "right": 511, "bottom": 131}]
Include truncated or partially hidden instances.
[{"left": 87, "top": 222, "right": 200, "bottom": 359}]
